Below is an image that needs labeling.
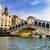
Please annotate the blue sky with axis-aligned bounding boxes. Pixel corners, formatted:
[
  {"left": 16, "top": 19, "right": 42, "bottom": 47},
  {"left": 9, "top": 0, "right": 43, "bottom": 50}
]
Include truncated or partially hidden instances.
[{"left": 0, "top": 0, "right": 50, "bottom": 21}]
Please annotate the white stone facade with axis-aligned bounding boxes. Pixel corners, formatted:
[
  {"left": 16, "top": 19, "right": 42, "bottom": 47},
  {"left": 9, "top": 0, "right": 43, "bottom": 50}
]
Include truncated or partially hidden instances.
[{"left": 0, "top": 4, "right": 2, "bottom": 27}]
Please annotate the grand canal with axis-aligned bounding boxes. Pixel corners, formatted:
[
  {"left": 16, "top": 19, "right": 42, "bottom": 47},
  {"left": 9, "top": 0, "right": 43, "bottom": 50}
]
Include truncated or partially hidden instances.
[{"left": 0, "top": 37, "right": 50, "bottom": 50}]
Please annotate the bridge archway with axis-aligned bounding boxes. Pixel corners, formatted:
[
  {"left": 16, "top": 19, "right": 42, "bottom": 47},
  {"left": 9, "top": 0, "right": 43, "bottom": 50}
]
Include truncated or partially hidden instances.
[
  {"left": 42, "top": 23, "right": 45, "bottom": 28},
  {"left": 13, "top": 26, "right": 15, "bottom": 29},
  {"left": 34, "top": 21, "right": 37, "bottom": 25},
  {"left": 10, "top": 27, "right": 12, "bottom": 30},
  {"left": 22, "top": 23, "right": 24, "bottom": 26},
  {"left": 38, "top": 22, "right": 41, "bottom": 26},
  {"left": 15, "top": 28, "right": 38, "bottom": 36},
  {"left": 16, "top": 25, "right": 17, "bottom": 28},
  {"left": 18, "top": 24, "right": 21, "bottom": 27},
  {"left": 46, "top": 23, "right": 49, "bottom": 28},
  {"left": 25, "top": 22, "right": 27, "bottom": 25}
]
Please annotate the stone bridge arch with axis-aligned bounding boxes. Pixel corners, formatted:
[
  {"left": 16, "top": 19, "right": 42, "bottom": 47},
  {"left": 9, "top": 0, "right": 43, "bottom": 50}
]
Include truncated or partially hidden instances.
[{"left": 10, "top": 25, "right": 43, "bottom": 35}]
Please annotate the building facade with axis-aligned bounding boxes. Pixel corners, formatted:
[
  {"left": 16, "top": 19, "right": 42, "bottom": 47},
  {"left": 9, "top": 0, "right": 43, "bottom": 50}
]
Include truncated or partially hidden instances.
[
  {"left": 0, "top": 4, "right": 2, "bottom": 27},
  {"left": 1, "top": 6, "right": 12, "bottom": 29},
  {"left": 21, "top": 19, "right": 25, "bottom": 22},
  {"left": 12, "top": 15, "right": 21, "bottom": 25}
]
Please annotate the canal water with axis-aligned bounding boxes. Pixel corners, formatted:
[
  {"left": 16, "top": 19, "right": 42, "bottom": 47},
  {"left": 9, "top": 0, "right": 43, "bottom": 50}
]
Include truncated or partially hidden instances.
[{"left": 0, "top": 37, "right": 50, "bottom": 50}]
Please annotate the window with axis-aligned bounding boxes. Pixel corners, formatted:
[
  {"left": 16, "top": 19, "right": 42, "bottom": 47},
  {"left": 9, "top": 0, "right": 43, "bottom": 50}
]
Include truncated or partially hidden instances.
[
  {"left": 1, "top": 19, "right": 3, "bottom": 25},
  {"left": 1, "top": 25, "right": 3, "bottom": 26},
  {"left": 5, "top": 25, "right": 7, "bottom": 27},
  {"left": 5, "top": 20, "right": 7, "bottom": 24},
  {"left": 6, "top": 15, "right": 7, "bottom": 16},
  {"left": 14, "top": 23, "right": 15, "bottom": 25},
  {"left": 17, "top": 21, "right": 18, "bottom": 22},
  {"left": 2, "top": 14, "right": 4, "bottom": 15},
  {"left": 9, "top": 25, "right": 10, "bottom": 27},
  {"left": 9, "top": 21, "right": 10, "bottom": 24}
]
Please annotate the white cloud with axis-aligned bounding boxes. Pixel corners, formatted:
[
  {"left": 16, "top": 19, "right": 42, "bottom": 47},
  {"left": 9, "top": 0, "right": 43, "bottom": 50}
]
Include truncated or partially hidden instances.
[
  {"left": 47, "top": 0, "right": 50, "bottom": 1},
  {"left": 9, "top": 7, "right": 50, "bottom": 21},
  {"left": 29, "top": 0, "right": 50, "bottom": 5},
  {"left": 30, "top": 1, "right": 39, "bottom": 5},
  {"left": 36, "top": 8, "right": 50, "bottom": 21}
]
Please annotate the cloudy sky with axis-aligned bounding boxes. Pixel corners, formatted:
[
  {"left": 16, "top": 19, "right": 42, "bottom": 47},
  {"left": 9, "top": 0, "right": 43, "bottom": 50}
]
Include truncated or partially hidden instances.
[{"left": 0, "top": 0, "right": 50, "bottom": 21}]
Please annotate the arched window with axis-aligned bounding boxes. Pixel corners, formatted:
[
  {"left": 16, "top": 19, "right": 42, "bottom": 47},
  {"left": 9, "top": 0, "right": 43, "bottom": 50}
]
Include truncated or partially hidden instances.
[
  {"left": 25, "top": 22, "right": 27, "bottom": 25},
  {"left": 19, "top": 24, "right": 21, "bottom": 27},
  {"left": 22, "top": 23, "right": 24, "bottom": 26},
  {"left": 34, "top": 21, "right": 37, "bottom": 25},
  {"left": 42, "top": 23, "right": 45, "bottom": 28},
  {"left": 13, "top": 26, "right": 15, "bottom": 29},
  {"left": 10, "top": 27, "right": 12, "bottom": 30},
  {"left": 38, "top": 22, "right": 41, "bottom": 26},
  {"left": 16, "top": 25, "right": 17, "bottom": 28},
  {"left": 46, "top": 23, "right": 49, "bottom": 28}
]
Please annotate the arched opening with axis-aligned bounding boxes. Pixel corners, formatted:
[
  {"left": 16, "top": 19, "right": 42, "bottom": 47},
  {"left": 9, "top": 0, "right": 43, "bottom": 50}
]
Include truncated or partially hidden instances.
[
  {"left": 34, "top": 21, "right": 37, "bottom": 25},
  {"left": 25, "top": 22, "right": 27, "bottom": 25},
  {"left": 19, "top": 24, "right": 21, "bottom": 27},
  {"left": 38, "top": 22, "right": 41, "bottom": 26},
  {"left": 22, "top": 23, "right": 24, "bottom": 26},
  {"left": 42, "top": 23, "right": 45, "bottom": 28},
  {"left": 46, "top": 23, "right": 49, "bottom": 28},
  {"left": 10, "top": 27, "right": 12, "bottom": 30},
  {"left": 15, "top": 28, "right": 39, "bottom": 37},
  {"left": 16, "top": 25, "right": 17, "bottom": 28},
  {"left": 13, "top": 26, "right": 15, "bottom": 29}
]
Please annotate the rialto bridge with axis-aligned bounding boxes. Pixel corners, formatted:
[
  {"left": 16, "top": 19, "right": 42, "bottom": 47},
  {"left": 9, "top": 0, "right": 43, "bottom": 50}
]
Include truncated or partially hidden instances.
[{"left": 9, "top": 16, "right": 50, "bottom": 36}]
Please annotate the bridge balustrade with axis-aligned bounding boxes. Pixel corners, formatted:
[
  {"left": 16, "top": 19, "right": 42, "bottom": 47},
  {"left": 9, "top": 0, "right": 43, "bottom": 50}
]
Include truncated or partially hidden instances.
[
  {"left": 34, "top": 21, "right": 37, "bottom": 26},
  {"left": 42, "top": 23, "right": 45, "bottom": 28},
  {"left": 38, "top": 22, "right": 41, "bottom": 27},
  {"left": 10, "top": 20, "right": 50, "bottom": 31},
  {"left": 13, "top": 26, "right": 15, "bottom": 29},
  {"left": 22, "top": 23, "right": 24, "bottom": 26},
  {"left": 10, "top": 21, "right": 28, "bottom": 31},
  {"left": 25, "top": 22, "right": 27, "bottom": 25},
  {"left": 10, "top": 27, "right": 12, "bottom": 30},
  {"left": 18, "top": 24, "right": 21, "bottom": 27},
  {"left": 46, "top": 23, "right": 49, "bottom": 28},
  {"left": 34, "top": 20, "right": 50, "bottom": 29},
  {"left": 16, "top": 25, "right": 17, "bottom": 28}
]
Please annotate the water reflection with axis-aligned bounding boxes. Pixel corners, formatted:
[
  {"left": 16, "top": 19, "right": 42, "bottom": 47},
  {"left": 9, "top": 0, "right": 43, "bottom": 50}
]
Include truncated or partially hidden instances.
[{"left": 0, "top": 37, "right": 50, "bottom": 50}]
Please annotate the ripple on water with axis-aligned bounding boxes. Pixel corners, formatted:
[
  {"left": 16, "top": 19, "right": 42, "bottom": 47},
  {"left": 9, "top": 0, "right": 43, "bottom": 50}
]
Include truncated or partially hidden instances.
[{"left": 0, "top": 37, "right": 50, "bottom": 50}]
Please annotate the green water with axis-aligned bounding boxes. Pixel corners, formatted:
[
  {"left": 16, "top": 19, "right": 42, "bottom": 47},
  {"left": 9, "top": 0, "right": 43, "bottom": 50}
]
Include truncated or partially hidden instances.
[{"left": 0, "top": 37, "right": 50, "bottom": 50}]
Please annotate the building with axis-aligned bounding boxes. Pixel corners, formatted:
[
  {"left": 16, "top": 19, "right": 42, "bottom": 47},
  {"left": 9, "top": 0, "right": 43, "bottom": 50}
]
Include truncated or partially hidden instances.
[
  {"left": 12, "top": 15, "right": 21, "bottom": 25},
  {"left": 21, "top": 19, "right": 25, "bottom": 22},
  {"left": 1, "top": 6, "right": 12, "bottom": 29},
  {"left": 27, "top": 16, "right": 37, "bottom": 24},
  {"left": 0, "top": 4, "right": 2, "bottom": 27}
]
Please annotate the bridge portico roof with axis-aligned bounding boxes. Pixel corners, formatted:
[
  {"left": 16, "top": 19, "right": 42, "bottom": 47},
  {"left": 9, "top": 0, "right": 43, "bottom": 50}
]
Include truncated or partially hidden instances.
[{"left": 34, "top": 19, "right": 50, "bottom": 23}]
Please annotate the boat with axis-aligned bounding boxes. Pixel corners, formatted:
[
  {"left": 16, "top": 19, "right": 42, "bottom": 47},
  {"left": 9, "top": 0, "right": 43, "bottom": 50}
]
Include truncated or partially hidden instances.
[
  {"left": 41, "top": 34, "right": 46, "bottom": 37},
  {"left": 29, "top": 32, "right": 46, "bottom": 38}
]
